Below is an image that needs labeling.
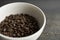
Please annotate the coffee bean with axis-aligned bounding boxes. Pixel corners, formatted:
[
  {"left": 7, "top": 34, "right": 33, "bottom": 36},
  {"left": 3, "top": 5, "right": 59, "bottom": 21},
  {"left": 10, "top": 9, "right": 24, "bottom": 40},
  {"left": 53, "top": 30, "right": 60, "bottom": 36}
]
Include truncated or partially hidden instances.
[
  {"left": 17, "top": 33, "right": 21, "bottom": 37},
  {"left": 13, "top": 34, "right": 16, "bottom": 37},
  {"left": 17, "top": 20, "right": 20, "bottom": 22},
  {"left": 3, "top": 28, "right": 6, "bottom": 32},
  {"left": 13, "top": 24, "right": 16, "bottom": 27},
  {"left": 8, "top": 28, "right": 13, "bottom": 32},
  {"left": 14, "top": 27, "right": 17, "bottom": 30},
  {"left": 3, "top": 32, "right": 8, "bottom": 35},
  {"left": 0, "top": 14, "right": 40, "bottom": 37},
  {"left": 25, "top": 27, "right": 29, "bottom": 30}
]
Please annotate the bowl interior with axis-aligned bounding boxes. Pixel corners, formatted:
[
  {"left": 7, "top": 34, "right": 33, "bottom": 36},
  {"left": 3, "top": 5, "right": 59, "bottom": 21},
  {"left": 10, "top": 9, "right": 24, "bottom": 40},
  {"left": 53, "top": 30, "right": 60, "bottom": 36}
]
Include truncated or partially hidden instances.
[
  {"left": 0, "top": 3, "right": 44, "bottom": 27},
  {"left": 0, "top": 3, "right": 44, "bottom": 39}
]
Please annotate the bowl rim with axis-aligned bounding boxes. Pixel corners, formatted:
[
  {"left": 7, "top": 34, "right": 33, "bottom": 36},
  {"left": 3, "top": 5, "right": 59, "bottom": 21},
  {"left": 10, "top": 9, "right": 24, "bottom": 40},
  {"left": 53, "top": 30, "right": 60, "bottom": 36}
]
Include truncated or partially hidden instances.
[{"left": 0, "top": 2, "right": 46, "bottom": 39}]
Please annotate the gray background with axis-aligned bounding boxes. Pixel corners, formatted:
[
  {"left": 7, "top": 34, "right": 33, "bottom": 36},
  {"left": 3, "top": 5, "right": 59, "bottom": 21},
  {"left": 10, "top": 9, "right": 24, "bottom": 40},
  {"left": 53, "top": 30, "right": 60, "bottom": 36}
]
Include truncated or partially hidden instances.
[{"left": 0, "top": 0, "right": 60, "bottom": 40}]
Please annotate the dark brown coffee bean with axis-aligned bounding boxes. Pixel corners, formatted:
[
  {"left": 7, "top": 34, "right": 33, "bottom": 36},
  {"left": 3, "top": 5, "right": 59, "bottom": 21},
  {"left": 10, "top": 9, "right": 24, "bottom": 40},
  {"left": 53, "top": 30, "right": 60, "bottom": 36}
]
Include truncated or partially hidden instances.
[
  {"left": 3, "top": 28, "right": 6, "bottom": 32},
  {"left": 0, "top": 14, "right": 40, "bottom": 37},
  {"left": 17, "top": 20, "right": 20, "bottom": 22},
  {"left": 17, "top": 33, "right": 21, "bottom": 37},
  {"left": 3, "top": 32, "right": 8, "bottom": 35},
  {"left": 13, "top": 24, "right": 16, "bottom": 27},
  {"left": 14, "top": 27, "right": 17, "bottom": 30},
  {"left": 8, "top": 28, "right": 13, "bottom": 32},
  {"left": 13, "top": 34, "right": 16, "bottom": 37},
  {"left": 18, "top": 27, "right": 24, "bottom": 33}
]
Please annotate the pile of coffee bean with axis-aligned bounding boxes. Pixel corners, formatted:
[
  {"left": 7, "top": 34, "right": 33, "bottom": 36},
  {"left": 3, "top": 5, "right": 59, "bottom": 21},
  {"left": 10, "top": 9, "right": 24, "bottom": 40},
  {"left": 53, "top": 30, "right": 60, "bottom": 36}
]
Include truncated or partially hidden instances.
[{"left": 0, "top": 14, "right": 40, "bottom": 37}]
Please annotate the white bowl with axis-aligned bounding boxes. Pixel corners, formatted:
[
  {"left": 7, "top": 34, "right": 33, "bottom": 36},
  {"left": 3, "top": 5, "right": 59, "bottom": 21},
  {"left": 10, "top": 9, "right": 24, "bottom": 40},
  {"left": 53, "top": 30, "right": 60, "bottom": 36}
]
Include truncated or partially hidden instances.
[{"left": 0, "top": 2, "right": 46, "bottom": 40}]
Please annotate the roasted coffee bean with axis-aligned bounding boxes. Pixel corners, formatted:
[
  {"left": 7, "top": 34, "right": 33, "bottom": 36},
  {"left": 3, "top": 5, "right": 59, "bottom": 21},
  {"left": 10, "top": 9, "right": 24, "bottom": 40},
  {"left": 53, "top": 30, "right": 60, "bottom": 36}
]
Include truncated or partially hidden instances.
[
  {"left": 13, "top": 33, "right": 16, "bottom": 37},
  {"left": 0, "top": 14, "right": 40, "bottom": 37},
  {"left": 3, "top": 28, "right": 6, "bottom": 32},
  {"left": 17, "top": 33, "right": 21, "bottom": 37}
]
